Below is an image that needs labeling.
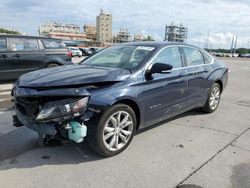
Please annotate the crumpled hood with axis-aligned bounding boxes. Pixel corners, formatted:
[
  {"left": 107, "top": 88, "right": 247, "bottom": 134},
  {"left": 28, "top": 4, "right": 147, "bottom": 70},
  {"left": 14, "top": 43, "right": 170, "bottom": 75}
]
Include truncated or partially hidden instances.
[{"left": 19, "top": 65, "right": 131, "bottom": 88}]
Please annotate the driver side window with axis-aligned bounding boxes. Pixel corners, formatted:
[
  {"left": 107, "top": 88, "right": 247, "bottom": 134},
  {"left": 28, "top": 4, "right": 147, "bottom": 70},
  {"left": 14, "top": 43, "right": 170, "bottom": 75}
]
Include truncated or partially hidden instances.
[{"left": 152, "top": 47, "right": 182, "bottom": 69}]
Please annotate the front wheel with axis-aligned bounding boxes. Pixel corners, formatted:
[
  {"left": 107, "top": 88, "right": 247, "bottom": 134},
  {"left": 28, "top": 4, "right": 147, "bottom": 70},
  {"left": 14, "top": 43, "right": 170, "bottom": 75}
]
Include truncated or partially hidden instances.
[
  {"left": 202, "top": 83, "right": 221, "bottom": 113},
  {"left": 87, "top": 104, "right": 136, "bottom": 157}
]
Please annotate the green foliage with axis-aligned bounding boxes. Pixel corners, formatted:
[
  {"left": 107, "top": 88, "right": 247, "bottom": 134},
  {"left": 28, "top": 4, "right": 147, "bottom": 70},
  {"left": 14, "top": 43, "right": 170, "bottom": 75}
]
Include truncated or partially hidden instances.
[
  {"left": 143, "top": 35, "right": 155, "bottom": 41},
  {"left": 206, "top": 48, "right": 250, "bottom": 55},
  {"left": 0, "top": 28, "right": 20, "bottom": 34},
  {"left": 235, "top": 48, "right": 250, "bottom": 55}
]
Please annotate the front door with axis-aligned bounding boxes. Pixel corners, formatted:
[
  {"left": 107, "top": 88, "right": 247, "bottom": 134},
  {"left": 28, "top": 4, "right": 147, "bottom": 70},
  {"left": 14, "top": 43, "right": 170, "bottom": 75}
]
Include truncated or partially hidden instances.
[{"left": 138, "top": 46, "right": 188, "bottom": 127}]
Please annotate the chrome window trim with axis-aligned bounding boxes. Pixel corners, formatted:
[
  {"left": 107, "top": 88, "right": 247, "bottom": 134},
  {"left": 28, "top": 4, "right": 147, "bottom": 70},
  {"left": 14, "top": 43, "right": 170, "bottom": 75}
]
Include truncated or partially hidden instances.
[{"left": 143, "top": 44, "right": 214, "bottom": 73}]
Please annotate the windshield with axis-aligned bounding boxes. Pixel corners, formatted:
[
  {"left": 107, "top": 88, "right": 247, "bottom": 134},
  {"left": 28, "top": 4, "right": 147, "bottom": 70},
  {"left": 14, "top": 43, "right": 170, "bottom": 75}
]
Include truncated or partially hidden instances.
[{"left": 82, "top": 45, "right": 155, "bottom": 70}]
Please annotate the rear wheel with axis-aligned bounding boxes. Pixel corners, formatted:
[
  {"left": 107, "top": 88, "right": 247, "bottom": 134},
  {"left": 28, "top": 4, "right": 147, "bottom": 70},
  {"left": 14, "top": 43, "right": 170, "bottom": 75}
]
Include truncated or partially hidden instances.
[
  {"left": 87, "top": 104, "right": 136, "bottom": 157},
  {"left": 202, "top": 83, "right": 221, "bottom": 113}
]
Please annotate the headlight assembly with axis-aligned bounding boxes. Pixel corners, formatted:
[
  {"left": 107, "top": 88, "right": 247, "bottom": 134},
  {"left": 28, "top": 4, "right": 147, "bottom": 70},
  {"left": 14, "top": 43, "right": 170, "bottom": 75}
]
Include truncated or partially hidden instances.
[{"left": 36, "top": 97, "right": 89, "bottom": 121}]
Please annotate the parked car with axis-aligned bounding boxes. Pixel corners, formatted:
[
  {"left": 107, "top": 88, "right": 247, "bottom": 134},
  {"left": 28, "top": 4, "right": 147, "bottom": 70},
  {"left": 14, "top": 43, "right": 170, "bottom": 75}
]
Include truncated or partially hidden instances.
[
  {"left": 240, "top": 53, "right": 250, "bottom": 58},
  {"left": 0, "top": 35, "right": 72, "bottom": 81},
  {"left": 79, "top": 47, "right": 93, "bottom": 56},
  {"left": 68, "top": 47, "right": 82, "bottom": 57},
  {"left": 89, "top": 47, "right": 103, "bottom": 54},
  {"left": 12, "top": 42, "right": 228, "bottom": 157}
]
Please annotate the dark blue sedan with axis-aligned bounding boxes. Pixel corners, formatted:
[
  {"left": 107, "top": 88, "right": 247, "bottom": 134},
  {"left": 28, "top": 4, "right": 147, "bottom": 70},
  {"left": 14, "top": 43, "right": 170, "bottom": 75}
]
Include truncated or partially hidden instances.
[{"left": 12, "top": 42, "right": 228, "bottom": 156}]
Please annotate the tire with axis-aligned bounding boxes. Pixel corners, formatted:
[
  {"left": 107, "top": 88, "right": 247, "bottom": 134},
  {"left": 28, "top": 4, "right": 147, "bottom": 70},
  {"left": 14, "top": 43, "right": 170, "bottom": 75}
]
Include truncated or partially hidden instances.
[
  {"left": 47, "top": 63, "right": 59, "bottom": 68},
  {"left": 202, "top": 83, "right": 221, "bottom": 113},
  {"left": 87, "top": 104, "right": 137, "bottom": 157}
]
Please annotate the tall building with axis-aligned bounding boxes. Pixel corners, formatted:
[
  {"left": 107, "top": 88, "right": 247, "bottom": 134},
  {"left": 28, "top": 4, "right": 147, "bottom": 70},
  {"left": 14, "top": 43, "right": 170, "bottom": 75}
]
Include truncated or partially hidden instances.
[
  {"left": 96, "top": 9, "right": 112, "bottom": 43},
  {"left": 164, "top": 23, "right": 188, "bottom": 42},
  {"left": 113, "top": 28, "right": 132, "bottom": 43}
]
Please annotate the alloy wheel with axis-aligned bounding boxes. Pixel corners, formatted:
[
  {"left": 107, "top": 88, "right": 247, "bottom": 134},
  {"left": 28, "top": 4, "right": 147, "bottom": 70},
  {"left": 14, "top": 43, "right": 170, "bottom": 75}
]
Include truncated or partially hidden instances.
[
  {"left": 103, "top": 111, "right": 133, "bottom": 151},
  {"left": 209, "top": 86, "right": 221, "bottom": 110}
]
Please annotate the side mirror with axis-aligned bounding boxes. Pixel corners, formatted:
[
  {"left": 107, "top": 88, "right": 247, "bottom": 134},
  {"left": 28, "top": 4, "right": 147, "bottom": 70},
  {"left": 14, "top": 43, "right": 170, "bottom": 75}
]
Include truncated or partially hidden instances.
[{"left": 149, "top": 63, "right": 173, "bottom": 74}]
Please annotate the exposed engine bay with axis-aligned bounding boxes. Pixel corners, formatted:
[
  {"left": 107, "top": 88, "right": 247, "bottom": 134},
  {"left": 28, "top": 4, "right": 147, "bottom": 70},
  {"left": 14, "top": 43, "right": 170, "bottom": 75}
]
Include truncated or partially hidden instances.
[{"left": 12, "top": 85, "right": 103, "bottom": 146}]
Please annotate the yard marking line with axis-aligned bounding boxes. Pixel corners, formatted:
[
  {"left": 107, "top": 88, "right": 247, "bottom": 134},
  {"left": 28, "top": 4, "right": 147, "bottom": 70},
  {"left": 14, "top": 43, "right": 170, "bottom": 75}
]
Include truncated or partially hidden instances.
[
  {"left": 176, "top": 127, "right": 250, "bottom": 187},
  {"left": 0, "top": 92, "right": 11, "bottom": 95},
  {"left": 0, "top": 85, "right": 13, "bottom": 90},
  {"left": 0, "top": 98, "right": 10, "bottom": 102}
]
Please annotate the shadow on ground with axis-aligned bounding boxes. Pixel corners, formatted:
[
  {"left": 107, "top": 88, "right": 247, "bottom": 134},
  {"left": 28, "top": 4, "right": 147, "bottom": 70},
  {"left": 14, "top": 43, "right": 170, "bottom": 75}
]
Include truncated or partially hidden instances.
[
  {"left": 231, "top": 163, "right": 250, "bottom": 188},
  {"left": 0, "top": 109, "right": 206, "bottom": 170}
]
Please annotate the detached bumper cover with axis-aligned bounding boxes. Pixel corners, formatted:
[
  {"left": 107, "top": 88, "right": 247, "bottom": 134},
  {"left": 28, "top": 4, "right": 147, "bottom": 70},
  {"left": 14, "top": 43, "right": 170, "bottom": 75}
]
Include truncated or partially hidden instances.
[{"left": 15, "top": 109, "right": 56, "bottom": 136}]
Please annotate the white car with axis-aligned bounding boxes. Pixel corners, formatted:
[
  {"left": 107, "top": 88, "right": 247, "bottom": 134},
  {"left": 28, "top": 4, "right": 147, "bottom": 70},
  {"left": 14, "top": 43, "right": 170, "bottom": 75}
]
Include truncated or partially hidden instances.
[{"left": 68, "top": 47, "right": 82, "bottom": 57}]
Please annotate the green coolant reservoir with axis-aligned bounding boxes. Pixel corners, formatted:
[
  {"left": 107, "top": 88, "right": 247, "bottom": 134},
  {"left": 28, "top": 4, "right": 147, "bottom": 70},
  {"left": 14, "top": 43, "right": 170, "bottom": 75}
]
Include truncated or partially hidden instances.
[{"left": 68, "top": 121, "right": 87, "bottom": 143}]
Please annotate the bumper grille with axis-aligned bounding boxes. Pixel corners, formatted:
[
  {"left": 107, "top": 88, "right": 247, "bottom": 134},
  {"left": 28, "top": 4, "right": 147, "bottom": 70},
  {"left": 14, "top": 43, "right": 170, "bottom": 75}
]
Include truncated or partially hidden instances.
[{"left": 15, "top": 97, "right": 40, "bottom": 118}]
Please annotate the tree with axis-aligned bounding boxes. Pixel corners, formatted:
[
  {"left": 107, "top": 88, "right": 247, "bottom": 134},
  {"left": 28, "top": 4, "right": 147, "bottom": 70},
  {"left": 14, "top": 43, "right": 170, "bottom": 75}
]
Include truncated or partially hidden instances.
[
  {"left": 143, "top": 35, "right": 155, "bottom": 41},
  {"left": 0, "top": 28, "right": 21, "bottom": 34}
]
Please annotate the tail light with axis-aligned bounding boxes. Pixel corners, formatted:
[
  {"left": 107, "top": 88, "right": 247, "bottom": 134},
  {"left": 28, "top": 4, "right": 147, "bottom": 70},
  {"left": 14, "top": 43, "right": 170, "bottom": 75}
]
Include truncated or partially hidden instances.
[{"left": 67, "top": 51, "right": 72, "bottom": 57}]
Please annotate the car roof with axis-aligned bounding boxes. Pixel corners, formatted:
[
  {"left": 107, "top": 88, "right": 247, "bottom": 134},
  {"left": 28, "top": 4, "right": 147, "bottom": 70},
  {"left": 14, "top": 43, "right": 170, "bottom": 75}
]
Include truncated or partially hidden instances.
[
  {"left": 118, "top": 41, "right": 201, "bottom": 49},
  {"left": 0, "top": 34, "right": 61, "bottom": 40}
]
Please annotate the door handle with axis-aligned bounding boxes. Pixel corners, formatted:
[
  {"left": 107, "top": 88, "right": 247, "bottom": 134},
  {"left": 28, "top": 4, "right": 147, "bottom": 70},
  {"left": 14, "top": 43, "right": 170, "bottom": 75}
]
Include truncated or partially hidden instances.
[
  {"left": 179, "top": 71, "right": 187, "bottom": 77},
  {"left": 204, "top": 68, "right": 209, "bottom": 73},
  {"left": 13, "top": 54, "right": 20, "bottom": 58},
  {"left": 0, "top": 54, "right": 7, "bottom": 58}
]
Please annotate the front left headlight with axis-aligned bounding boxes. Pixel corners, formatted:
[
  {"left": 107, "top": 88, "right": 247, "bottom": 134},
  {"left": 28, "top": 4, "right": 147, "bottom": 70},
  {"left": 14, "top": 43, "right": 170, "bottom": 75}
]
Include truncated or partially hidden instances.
[{"left": 36, "top": 97, "right": 89, "bottom": 121}]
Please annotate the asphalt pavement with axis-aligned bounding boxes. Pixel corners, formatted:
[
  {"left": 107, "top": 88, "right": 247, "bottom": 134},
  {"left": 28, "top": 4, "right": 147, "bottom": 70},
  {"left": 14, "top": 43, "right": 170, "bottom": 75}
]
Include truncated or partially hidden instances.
[{"left": 0, "top": 57, "right": 249, "bottom": 188}]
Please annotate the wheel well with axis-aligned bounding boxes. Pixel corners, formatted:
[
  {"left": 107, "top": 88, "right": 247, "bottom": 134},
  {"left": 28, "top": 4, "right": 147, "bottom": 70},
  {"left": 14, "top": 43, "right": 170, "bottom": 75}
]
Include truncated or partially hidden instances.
[
  {"left": 215, "top": 80, "right": 223, "bottom": 92},
  {"left": 46, "top": 62, "right": 61, "bottom": 68},
  {"left": 115, "top": 99, "right": 141, "bottom": 130}
]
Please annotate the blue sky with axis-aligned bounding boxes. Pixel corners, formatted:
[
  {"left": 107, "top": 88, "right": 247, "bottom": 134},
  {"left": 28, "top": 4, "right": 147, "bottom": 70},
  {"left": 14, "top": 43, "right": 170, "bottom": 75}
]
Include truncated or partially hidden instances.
[{"left": 0, "top": 0, "right": 250, "bottom": 48}]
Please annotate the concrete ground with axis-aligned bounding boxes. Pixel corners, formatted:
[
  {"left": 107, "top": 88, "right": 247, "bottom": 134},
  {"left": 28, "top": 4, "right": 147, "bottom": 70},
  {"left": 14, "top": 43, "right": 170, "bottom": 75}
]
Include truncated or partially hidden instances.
[{"left": 0, "top": 57, "right": 249, "bottom": 188}]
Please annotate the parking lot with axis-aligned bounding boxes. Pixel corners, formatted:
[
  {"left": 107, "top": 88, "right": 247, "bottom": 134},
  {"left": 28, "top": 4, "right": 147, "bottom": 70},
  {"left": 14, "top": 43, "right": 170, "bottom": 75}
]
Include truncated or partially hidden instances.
[{"left": 0, "top": 57, "right": 250, "bottom": 188}]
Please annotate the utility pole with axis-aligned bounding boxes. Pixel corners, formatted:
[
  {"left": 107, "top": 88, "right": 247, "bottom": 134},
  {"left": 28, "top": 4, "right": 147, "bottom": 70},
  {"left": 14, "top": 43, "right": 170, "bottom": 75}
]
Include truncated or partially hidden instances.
[
  {"left": 198, "top": 32, "right": 202, "bottom": 48},
  {"left": 233, "top": 36, "right": 238, "bottom": 55},
  {"left": 230, "top": 35, "right": 235, "bottom": 56},
  {"left": 206, "top": 30, "right": 210, "bottom": 49}
]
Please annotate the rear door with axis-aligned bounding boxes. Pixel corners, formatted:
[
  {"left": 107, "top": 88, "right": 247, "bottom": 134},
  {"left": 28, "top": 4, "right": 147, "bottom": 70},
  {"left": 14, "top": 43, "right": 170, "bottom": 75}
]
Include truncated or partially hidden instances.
[
  {"left": 181, "top": 46, "right": 210, "bottom": 108},
  {"left": 41, "top": 39, "right": 71, "bottom": 64},
  {"left": 6, "top": 37, "right": 45, "bottom": 79}
]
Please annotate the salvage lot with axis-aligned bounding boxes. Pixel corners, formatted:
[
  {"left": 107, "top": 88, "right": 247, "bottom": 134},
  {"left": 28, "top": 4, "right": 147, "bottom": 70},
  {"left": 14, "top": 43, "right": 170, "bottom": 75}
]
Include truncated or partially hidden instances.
[{"left": 0, "top": 57, "right": 250, "bottom": 188}]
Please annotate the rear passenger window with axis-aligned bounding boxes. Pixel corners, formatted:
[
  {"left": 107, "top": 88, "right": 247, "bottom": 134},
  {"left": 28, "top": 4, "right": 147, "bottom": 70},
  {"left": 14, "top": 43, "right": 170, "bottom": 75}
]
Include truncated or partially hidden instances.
[
  {"left": 203, "top": 52, "right": 212, "bottom": 64},
  {"left": 9, "top": 38, "right": 39, "bottom": 51},
  {"left": 42, "top": 39, "right": 65, "bottom": 49},
  {"left": 152, "top": 47, "right": 182, "bottom": 68},
  {"left": 183, "top": 47, "right": 204, "bottom": 66},
  {"left": 0, "top": 38, "right": 6, "bottom": 52}
]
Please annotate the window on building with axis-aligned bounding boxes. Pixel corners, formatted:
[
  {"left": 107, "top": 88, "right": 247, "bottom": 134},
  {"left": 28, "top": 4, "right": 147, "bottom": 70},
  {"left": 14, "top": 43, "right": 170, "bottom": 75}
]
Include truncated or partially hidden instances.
[
  {"left": 183, "top": 47, "right": 204, "bottom": 66},
  {"left": 0, "top": 38, "right": 6, "bottom": 52},
  {"left": 152, "top": 47, "right": 182, "bottom": 68},
  {"left": 9, "top": 38, "right": 40, "bottom": 51}
]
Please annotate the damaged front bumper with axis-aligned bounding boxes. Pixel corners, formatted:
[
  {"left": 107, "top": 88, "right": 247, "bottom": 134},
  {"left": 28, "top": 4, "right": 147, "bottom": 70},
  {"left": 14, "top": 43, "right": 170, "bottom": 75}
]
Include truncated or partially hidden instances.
[{"left": 12, "top": 85, "right": 101, "bottom": 144}]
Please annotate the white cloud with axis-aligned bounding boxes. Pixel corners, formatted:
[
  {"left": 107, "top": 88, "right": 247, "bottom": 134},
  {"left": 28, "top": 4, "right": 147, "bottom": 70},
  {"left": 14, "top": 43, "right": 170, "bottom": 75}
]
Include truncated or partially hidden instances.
[{"left": 0, "top": 0, "right": 249, "bottom": 48}]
